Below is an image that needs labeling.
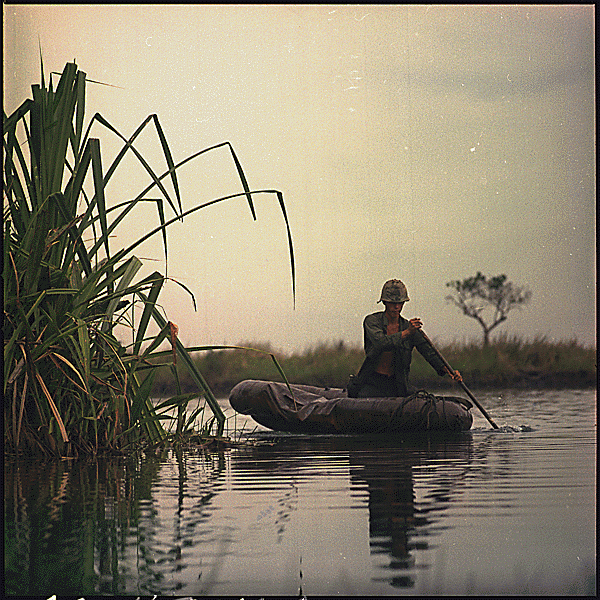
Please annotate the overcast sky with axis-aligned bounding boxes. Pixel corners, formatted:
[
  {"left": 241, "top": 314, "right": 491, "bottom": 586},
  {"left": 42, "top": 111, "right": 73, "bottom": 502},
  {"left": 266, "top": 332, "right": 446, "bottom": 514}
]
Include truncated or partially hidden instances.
[{"left": 4, "top": 4, "right": 595, "bottom": 352}]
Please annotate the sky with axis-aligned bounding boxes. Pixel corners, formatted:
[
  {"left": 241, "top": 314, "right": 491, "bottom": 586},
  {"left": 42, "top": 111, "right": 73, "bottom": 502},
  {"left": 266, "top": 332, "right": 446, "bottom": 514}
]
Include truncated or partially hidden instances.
[{"left": 3, "top": 4, "right": 596, "bottom": 353}]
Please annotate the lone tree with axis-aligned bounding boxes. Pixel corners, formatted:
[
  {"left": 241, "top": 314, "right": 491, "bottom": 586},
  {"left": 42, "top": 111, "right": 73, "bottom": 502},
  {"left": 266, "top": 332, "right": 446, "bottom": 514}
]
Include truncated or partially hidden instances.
[{"left": 445, "top": 272, "right": 532, "bottom": 346}]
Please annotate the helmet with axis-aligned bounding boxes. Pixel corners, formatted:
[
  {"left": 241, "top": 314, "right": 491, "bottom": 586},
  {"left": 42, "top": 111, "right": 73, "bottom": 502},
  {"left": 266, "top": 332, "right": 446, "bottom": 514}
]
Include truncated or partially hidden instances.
[{"left": 378, "top": 279, "right": 410, "bottom": 303}]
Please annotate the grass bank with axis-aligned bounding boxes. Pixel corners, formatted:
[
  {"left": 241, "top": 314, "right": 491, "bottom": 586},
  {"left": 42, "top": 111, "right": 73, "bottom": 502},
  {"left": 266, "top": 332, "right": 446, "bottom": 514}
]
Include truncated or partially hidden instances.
[{"left": 152, "top": 335, "right": 596, "bottom": 397}]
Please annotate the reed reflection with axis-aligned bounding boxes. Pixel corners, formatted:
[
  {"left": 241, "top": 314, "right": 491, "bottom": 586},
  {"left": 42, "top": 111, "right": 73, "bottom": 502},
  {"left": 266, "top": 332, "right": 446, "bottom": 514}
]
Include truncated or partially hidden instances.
[
  {"left": 5, "top": 455, "right": 144, "bottom": 595},
  {"left": 4, "top": 448, "right": 228, "bottom": 596}
]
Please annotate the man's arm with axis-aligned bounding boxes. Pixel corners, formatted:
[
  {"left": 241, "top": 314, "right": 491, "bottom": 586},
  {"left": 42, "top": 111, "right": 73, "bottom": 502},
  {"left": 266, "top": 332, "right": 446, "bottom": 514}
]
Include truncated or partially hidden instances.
[
  {"left": 363, "top": 314, "right": 404, "bottom": 358},
  {"left": 413, "top": 331, "right": 448, "bottom": 376}
]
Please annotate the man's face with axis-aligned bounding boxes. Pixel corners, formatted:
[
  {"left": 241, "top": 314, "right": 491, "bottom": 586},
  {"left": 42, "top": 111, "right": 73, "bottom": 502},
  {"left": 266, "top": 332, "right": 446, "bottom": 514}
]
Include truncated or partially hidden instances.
[{"left": 384, "top": 302, "right": 405, "bottom": 318}]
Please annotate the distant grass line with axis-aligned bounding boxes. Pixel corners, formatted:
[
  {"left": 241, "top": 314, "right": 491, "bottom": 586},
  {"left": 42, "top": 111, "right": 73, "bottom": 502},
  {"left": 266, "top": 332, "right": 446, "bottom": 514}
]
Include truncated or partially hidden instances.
[{"left": 152, "top": 335, "right": 597, "bottom": 396}]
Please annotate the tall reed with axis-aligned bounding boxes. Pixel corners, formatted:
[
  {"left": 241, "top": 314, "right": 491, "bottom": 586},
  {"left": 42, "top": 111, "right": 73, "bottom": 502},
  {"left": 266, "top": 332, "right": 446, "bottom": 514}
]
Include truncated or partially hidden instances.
[{"left": 3, "top": 61, "right": 295, "bottom": 456}]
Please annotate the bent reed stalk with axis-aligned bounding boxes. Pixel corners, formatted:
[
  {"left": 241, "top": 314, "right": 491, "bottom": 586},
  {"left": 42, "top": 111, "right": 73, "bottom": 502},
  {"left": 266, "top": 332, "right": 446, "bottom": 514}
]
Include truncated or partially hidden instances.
[{"left": 3, "top": 61, "right": 295, "bottom": 456}]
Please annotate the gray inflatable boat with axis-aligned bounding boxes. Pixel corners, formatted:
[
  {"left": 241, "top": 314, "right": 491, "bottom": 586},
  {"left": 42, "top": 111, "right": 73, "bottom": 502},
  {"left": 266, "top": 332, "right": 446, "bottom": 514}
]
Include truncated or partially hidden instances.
[{"left": 229, "top": 380, "right": 473, "bottom": 434}]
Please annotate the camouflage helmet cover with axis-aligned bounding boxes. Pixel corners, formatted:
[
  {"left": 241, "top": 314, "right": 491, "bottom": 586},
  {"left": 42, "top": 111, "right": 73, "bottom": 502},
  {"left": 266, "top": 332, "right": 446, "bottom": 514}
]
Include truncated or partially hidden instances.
[{"left": 378, "top": 279, "right": 410, "bottom": 303}]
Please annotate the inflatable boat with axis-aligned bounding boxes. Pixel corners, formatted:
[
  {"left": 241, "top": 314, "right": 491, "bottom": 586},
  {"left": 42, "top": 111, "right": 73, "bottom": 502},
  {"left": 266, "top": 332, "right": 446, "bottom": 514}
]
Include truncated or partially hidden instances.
[{"left": 229, "top": 380, "right": 473, "bottom": 434}]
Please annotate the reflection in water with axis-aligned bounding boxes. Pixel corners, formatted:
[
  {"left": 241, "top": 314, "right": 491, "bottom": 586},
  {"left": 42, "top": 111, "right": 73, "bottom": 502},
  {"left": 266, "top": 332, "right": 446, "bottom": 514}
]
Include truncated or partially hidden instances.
[
  {"left": 348, "top": 436, "right": 473, "bottom": 589},
  {"left": 6, "top": 457, "right": 136, "bottom": 595},
  {"left": 5, "top": 435, "right": 474, "bottom": 596},
  {"left": 234, "top": 433, "right": 474, "bottom": 592},
  {"left": 124, "top": 448, "right": 228, "bottom": 596},
  {"left": 4, "top": 392, "right": 595, "bottom": 598},
  {"left": 4, "top": 450, "right": 227, "bottom": 596}
]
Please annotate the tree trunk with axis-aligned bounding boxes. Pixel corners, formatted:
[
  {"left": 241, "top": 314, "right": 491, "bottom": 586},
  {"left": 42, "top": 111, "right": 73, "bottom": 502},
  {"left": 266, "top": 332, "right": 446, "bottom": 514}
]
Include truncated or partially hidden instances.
[{"left": 482, "top": 328, "right": 491, "bottom": 347}]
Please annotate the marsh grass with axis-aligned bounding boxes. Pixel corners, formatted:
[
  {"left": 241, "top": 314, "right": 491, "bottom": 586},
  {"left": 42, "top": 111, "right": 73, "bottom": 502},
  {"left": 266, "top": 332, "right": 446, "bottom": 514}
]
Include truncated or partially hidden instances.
[
  {"left": 153, "top": 335, "right": 596, "bottom": 396},
  {"left": 395, "top": 333, "right": 595, "bottom": 389},
  {"left": 4, "top": 61, "right": 294, "bottom": 456}
]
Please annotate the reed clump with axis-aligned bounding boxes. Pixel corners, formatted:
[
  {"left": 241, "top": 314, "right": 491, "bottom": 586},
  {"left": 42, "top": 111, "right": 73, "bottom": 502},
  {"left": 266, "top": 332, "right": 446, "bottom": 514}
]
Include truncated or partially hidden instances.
[
  {"left": 153, "top": 334, "right": 596, "bottom": 396},
  {"left": 4, "top": 61, "right": 294, "bottom": 456}
]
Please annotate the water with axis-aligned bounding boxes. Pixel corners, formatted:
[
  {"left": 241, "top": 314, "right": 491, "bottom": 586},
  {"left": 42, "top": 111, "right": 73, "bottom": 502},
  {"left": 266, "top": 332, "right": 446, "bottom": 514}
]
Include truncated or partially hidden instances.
[{"left": 4, "top": 389, "right": 596, "bottom": 596}]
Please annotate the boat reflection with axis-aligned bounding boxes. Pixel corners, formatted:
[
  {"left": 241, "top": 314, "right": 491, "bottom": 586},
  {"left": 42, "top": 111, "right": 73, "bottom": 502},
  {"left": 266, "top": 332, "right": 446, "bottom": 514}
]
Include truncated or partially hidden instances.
[
  {"left": 237, "top": 432, "right": 474, "bottom": 590},
  {"left": 347, "top": 434, "right": 473, "bottom": 588}
]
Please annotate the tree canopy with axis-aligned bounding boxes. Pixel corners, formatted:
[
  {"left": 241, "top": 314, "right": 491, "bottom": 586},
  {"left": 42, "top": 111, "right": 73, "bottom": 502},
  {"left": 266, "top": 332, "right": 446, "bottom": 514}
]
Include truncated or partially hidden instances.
[{"left": 445, "top": 272, "right": 531, "bottom": 346}]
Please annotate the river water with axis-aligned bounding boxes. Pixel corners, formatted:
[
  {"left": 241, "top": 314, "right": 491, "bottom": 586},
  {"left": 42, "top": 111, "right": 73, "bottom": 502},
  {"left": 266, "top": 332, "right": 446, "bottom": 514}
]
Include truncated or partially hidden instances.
[{"left": 4, "top": 388, "right": 596, "bottom": 597}]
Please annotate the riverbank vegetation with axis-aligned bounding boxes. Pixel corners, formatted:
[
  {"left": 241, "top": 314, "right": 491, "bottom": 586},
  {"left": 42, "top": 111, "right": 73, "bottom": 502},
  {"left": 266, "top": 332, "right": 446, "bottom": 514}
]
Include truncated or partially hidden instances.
[
  {"left": 3, "top": 61, "right": 294, "bottom": 456},
  {"left": 152, "top": 334, "right": 596, "bottom": 397}
]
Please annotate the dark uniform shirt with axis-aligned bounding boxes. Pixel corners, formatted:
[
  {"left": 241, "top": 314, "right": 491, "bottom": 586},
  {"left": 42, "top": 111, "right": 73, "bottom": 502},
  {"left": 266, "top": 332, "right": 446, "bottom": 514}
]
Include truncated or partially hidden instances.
[{"left": 354, "top": 311, "right": 447, "bottom": 397}]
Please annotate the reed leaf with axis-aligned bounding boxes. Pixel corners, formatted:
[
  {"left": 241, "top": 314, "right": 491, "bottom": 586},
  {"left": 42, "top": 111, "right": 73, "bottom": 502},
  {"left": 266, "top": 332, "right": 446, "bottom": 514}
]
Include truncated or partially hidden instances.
[
  {"left": 154, "top": 393, "right": 200, "bottom": 412},
  {"left": 34, "top": 372, "right": 69, "bottom": 443},
  {"left": 85, "top": 112, "right": 181, "bottom": 217},
  {"left": 75, "top": 317, "right": 92, "bottom": 384},
  {"left": 133, "top": 273, "right": 165, "bottom": 356},
  {"left": 101, "top": 256, "right": 142, "bottom": 333},
  {"left": 89, "top": 138, "right": 110, "bottom": 262}
]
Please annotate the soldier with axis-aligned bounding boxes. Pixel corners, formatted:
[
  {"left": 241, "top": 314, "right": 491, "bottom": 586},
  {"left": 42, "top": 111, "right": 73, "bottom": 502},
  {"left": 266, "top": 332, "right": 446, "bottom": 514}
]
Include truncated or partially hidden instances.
[{"left": 348, "top": 279, "right": 462, "bottom": 398}]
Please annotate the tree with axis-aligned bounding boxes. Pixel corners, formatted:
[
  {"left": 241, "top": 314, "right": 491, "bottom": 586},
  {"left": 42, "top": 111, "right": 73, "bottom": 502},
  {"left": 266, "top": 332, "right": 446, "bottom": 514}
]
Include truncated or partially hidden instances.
[{"left": 445, "top": 272, "right": 531, "bottom": 346}]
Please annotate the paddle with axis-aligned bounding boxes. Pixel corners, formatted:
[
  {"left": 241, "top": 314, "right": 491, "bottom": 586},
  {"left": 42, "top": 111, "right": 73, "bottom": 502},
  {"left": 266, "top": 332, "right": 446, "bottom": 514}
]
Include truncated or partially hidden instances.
[{"left": 420, "top": 330, "right": 499, "bottom": 429}]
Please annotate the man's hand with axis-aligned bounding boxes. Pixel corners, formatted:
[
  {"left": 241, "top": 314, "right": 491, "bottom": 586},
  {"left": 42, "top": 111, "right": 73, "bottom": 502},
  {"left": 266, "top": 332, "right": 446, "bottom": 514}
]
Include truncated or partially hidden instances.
[
  {"left": 405, "top": 317, "right": 422, "bottom": 336},
  {"left": 445, "top": 366, "right": 463, "bottom": 382}
]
